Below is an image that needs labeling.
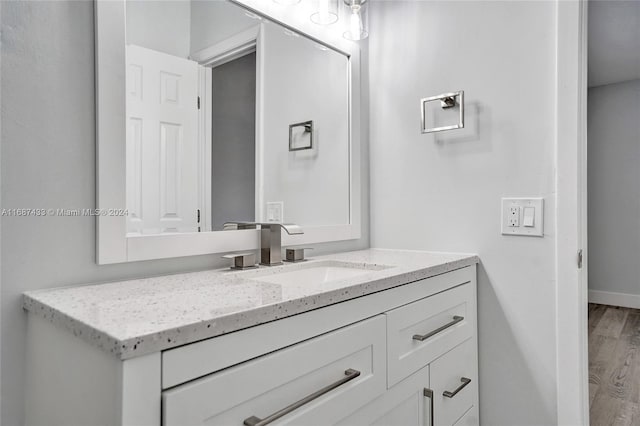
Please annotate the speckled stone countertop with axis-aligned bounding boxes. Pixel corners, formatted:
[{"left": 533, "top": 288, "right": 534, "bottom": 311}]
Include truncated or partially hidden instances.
[{"left": 23, "top": 249, "right": 478, "bottom": 360}]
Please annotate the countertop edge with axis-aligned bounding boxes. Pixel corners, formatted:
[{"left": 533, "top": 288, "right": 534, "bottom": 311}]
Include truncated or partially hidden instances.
[{"left": 23, "top": 253, "right": 480, "bottom": 360}]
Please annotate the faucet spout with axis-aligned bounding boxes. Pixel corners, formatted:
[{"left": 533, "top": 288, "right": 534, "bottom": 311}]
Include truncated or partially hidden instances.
[
  {"left": 278, "top": 223, "right": 304, "bottom": 235},
  {"left": 223, "top": 221, "right": 304, "bottom": 266}
]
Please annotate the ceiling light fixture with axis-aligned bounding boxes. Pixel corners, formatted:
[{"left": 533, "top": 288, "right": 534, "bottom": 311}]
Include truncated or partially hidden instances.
[{"left": 311, "top": 0, "right": 339, "bottom": 25}]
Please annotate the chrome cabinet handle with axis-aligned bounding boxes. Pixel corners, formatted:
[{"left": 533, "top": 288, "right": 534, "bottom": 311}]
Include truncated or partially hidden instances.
[
  {"left": 243, "top": 369, "right": 361, "bottom": 426},
  {"left": 443, "top": 377, "right": 472, "bottom": 398},
  {"left": 412, "top": 316, "right": 464, "bottom": 341},
  {"left": 423, "top": 388, "right": 434, "bottom": 426}
]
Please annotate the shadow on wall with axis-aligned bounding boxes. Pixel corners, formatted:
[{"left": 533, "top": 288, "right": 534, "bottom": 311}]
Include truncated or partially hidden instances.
[
  {"left": 476, "top": 264, "right": 556, "bottom": 425},
  {"left": 434, "top": 102, "right": 492, "bottom": 155}
]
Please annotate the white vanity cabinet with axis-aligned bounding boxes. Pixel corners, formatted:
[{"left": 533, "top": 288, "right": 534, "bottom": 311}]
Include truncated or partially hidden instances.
[
  {"left": 24, "top": 258, "right": 478, "bottom": 426},
  {"left": 161, "top": 268, "right": 477, "bottom": 426}
]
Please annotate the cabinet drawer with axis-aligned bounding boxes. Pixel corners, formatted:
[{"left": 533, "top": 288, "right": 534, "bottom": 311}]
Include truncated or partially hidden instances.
[
  {"left": 386, "top": 282, "right": 474, "bottom": 386},
  {"left": 162, "top": 315, "right": 386, "bottom": 426},
  {"left": 430, "top": 338, "right": 478, "bottom": 426}
]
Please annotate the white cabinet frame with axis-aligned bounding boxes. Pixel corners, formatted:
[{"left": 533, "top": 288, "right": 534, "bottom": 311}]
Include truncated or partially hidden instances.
[{"left": 94, "top": 0, "right": 362, "bottom": 264}]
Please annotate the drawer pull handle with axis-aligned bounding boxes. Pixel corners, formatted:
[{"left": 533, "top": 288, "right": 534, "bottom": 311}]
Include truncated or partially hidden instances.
[
  {"left": 243, "top": 368, "right": 361, "bottom": 426},
  {"left": 423, "top": 388, "right": 435, "bottom": 426},
  {"left": 443, "top": 377, "right": 472, "bottom": 398},
  {"left": 412, "top": 316, "right": 464, "bottom": 341}
]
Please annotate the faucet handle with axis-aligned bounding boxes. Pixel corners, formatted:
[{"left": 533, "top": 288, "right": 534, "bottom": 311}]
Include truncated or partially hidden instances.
[
  {"left": 222, "top": 252, "right": 257, "bottom": 270},
  {"left": 284, "top": 247, "right": 313, "bottom": 263}
]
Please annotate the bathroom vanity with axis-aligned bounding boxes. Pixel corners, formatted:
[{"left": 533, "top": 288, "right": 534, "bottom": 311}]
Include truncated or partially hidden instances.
[
  {"left": 23, "top": 249, "right": 479, "bottom": 426},
  {"left": 21, "top": 1, "right": 480, "bottom": 425}
]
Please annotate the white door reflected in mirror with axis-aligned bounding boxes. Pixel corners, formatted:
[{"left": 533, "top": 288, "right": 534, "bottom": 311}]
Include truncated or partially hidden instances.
[{"left": 126, "top": 45, "right": 201, "bottom": 235}]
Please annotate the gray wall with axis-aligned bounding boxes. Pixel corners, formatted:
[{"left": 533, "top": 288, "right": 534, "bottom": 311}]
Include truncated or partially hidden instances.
[
  {"left": 368, "top": 2, "right": 558, "bottom": 425},
  {"left": 126, "top": 0, "right": 191, "bottom": 58},
  {"left": 588, "top": 79, "right": 640, "bottom": 297},
  {"left": 190, "top": 0, "right": 257, "bottom": 55},
  {"left": 0, "top": 2, "right": 368, "bottom": 425},
  {"left": 211, "top": 53, "right": 256, "bottom": 230}
]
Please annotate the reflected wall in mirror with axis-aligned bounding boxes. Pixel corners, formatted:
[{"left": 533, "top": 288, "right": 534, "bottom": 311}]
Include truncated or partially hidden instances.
[{"left": 124, "top": 0, "right": 350, "bottom": 236}]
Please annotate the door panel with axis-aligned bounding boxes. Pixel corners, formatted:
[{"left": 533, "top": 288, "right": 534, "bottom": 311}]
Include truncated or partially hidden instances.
[
  {"left": 126, "top": 45, "right": 200, "bottom": 234},
  {"left": 452, "top": 407, "right": 479, "bottom": 426},
  {"left": 337, "top": 366, "right": 430, "bottom": 426},
  {"left": 430, "top": 339, "right": 478, "bottom": 426}
]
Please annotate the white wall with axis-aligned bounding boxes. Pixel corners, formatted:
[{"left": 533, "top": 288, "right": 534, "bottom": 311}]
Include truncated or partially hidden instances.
[
  {"left": 368, "top": 2, "right": 558, "bottom": 425},
  {"left": 588, "top": 79, "right": 640, "bottom": 301},
  {"left": 261, "top": 21, "right": 350, "bottom": 226},
  {"left": 0, "top": 2, "right": 368, "bottom": 425},
  {"left": 126, "top": 0, "right": 191, "bottom": 58}
]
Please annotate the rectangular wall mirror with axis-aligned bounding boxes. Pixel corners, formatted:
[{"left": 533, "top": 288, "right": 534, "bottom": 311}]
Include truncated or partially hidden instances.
[{"left": 96, "top": 0, "right": 362, "bottom": 263}]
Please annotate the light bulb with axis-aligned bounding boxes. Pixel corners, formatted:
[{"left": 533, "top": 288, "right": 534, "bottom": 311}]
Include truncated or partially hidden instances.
[
  {"left": 349, "top": 9, "right": 361, "bottom": 37},
  {"left": 343, "top": 0, "right": 368, "bottom": 40}
]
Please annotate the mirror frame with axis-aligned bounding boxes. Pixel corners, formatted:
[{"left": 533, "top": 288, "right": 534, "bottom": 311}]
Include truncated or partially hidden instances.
[{"left": 94, "top": 0, "right": 362, "bottom": 264}]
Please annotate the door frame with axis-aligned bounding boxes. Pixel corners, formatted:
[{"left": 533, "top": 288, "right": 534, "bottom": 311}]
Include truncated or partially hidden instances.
[
  {"left": 191, "top": 25, "right": 261, "bottom": 233},
  {"left": 556, "top": 0, "right": 589, "bottom": 424}
]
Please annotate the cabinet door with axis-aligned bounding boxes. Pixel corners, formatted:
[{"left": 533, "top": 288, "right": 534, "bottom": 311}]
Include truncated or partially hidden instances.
[
  {"left": 163, "top": 316, "right": 386, "bottom": 426},
  {"left": 429, "top": 338, "right": 478, "bottom": 426},
  {"left": 336, "top": 366, "right": 431, "bottom": 426},
  {"left": 453, "top": 407, "right": 479, "bottom": 426}
]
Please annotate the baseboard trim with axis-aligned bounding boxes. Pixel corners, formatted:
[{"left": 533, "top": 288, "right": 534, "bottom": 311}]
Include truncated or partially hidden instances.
[{"left": 589, "top": 290, "right": 640, "bottom": 309}]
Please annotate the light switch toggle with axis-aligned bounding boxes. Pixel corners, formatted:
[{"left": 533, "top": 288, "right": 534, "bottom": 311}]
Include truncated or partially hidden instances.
[{"left": 523, "top": 207, "right": 535, "bottom": 227}]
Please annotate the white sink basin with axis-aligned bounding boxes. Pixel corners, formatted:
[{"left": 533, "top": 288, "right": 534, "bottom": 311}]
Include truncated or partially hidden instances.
[{"left": 249, "top": 261, "right": 390, "bottom": 286}]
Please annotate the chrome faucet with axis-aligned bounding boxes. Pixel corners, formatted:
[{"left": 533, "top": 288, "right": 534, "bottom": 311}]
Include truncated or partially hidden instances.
[{"left": 223, "top": 222, "right": 304, "bottom": 266}]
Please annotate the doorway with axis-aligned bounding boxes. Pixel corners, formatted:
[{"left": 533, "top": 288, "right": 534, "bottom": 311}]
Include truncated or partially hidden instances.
[
  {"left": 210, "top": 52, "right": 257, "bottom": 231},
  {"left": 586, "top": 1, "right": 640, "bottom": 424}
]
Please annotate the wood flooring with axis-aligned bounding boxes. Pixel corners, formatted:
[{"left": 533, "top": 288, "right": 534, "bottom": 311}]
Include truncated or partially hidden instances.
[{"left": 589, "top": 303, "right": 640, "bottom": 426}]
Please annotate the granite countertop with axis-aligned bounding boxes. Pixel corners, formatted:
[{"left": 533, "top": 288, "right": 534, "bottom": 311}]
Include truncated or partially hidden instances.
[{"left": 23, "top": 249, "right": 479, "bottom": 360}]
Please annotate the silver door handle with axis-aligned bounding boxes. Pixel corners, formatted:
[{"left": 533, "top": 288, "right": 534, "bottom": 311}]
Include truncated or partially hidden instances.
[
  {"left": 243, "top": 369, "right": 361, "bottom": 426},
  {"left": 413, "top": 316, "right": 464, "bottom": 341},
  {"left": 423, "top": 388, "right": 434, "bottom": 426},
  {"left": 443, "top": 377, "right": 472, "bottom": 398}
]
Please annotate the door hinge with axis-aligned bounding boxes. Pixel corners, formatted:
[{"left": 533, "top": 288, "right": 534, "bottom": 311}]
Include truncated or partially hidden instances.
[
  {"left": 197, "top": 209, "right": 201, "bottom": 223},
  {"left": 197, "top": 96, "right": 201, "bottom": 110},
  {"left": 578, "top": 249, "right": 583, "bottom": 269}
]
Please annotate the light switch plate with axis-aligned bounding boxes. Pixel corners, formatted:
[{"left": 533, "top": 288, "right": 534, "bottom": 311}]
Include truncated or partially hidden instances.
[
  {"left": 501, "top": 198, "right": 544, "bottom": 237},
  {"left": 266, "top": 202, "right": 284, "bottom": 222}
]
